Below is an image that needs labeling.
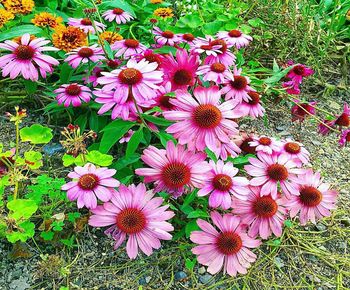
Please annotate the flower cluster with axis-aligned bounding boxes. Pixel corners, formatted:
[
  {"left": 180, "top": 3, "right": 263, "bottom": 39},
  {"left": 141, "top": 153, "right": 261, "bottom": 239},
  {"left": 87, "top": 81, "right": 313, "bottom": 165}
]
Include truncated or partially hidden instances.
[{"left": 0, "top": 2, "right": 339, "bottom": 278}]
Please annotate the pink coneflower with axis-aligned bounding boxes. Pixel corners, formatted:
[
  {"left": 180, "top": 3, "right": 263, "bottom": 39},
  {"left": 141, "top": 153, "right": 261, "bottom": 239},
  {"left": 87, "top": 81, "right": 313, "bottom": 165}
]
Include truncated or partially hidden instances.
[
  {"left": 154, "top": 82, "right": 175, "bottom": 111},
  {"left": 68, "top": 17, "right": 105, "bottom": 34},
  {"left": 88, "top": 183, "right": 174, "bottom": 259},
  {"left": 318, "top": 119, "right": 334, "bottom": 136},
  {"left": 218, "top": 140, "right": 242, "bottom": 160},
  {"left": 55, "top": 83, "right": 92, "bottom": 107},
  {"left": 244, "top": 152, "right": 306, "bottom": 198},
  {"left": 283, "top": 80, "right": 301, "bottom": 95},
  {"left": 61, "top": 163, "right": 120, "bottom": 209},
  {"left": 133, "top": 49, "right": 162, "bottom": 68},
  {"left": 249, "top": 136, "right": 280, "bottom": 155},
  {"left": 191, "top": 36, "right": 223, "bottom": 56},
  {"left": 232, "top": 186, "right": 287, "bottom": 239},
  {"left": 135, "top": 141, "right": 210, "bottom": 198},
  {"left": 318, "top": 103, "right": 350, "bottom": 135},
  {"left": 0, "top": 33, "right": 59, "bottom": 81},
  {"left": 221, "top": 67, "right": 254, "bottom": 103},
  {"left": 84, "top": 66, "right": 103, "bottom": 86},
  {"left": 97, "top": 58, "right": 163, "bottom": 103},
  {"left": 112, "top": 39, "right": 147, "bottom": 59},
  {"left": 190, "top": 212, "right": 261, "bottom": 276},
  {"left": 198, "top": 160, "right": 250, "bottom": 209},
  {"left": 283, "top": 169, "right": 337, "bottom": 225},
  {"left": 161, "top": 48, "right": 199, "bottom": 90},
  {"left": 339, "top": 129, "right": 350, "bottom": 147},
  {"left": 153, "top": 27, "right": 180, "bottom": 46},
  {"left": 119, "top": 129, "right": 134, "bottom": 143},
  {"left": 286, "top": 62, "right": 314, "bottom": 86},
  {"left": 217, "top": 29, "right": 253, "bottom": 49},
  {"left": 203, "top": 39, "right": 236, "bottom": 67},
  {"left": 196, "top": 62, "right": 232, "bottom": 84},
  {"left": 234, "top": 91, "right": 265, "bottom": 118},
  {"left": 163, "top": 86, "right": 239, "bottom": 159},
  {"left": 178, "top": 33, "right": 196, "bottom": 45},
  {"left": 234, "top": 132, "right": 257, "bottom": 155},
  {"left": 64, "top": 45, "right": 105, "bottom": 68},
  {"left": 279, "top": 139, "right": 310, "bottom": 165},
  {"left": 291, "top": 100, "right": 316, "bottom": 122},
  {"left": 102, "top": 8, "right": 134, "bottom": 24},
  {"left": 94, "top": 89, "right": 151, "bottom": 120}
]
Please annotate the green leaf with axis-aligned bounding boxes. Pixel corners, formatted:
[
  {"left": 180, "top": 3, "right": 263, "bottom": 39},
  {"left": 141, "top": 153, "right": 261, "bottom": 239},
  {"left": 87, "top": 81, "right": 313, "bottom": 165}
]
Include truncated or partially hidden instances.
[
  {"left": 103, "top": 41, "right": 114, "bottom": 59},
  {"left": 100, "top": 124, "right": 135, "bottom": 153},
  {"left": 185, "top": 219, "right": 200, "bottom": 238},
  {"left": 0, "top": 25, "right": 43, "bottom": 42},
  {"left": 52, "top": 221, "right": 64, "bottom": 231},
  {"left": 202, "top": 21, "right": 223, "bottom": 35},
  {"left": 205, "top": 148, "right": 217, "bottom": 162},
  {"left": 156, "top": 131, "right": 176, "bottom": 148},
  {"left": 284, "top": 219, "right": 293, "bottom": 228},
  {"left": 7, "top": 199, "right": 38, "bottom": 221},
  {"left": 89, "top": 111, "right": 99, "bottom": 132},
  {"left": 59, "top": 62, "right": 74, "bottom": 84},
  {"left": 20, "top": 124, "right": 53, "bottom": 144},
  {"left": 62, "top": 154, "right": 76, "bottom": 167},
  {"left": 142, "top": 114, "right": 174, "bottom": 126},
  {"left": 177, "top": 14, "right": 203, "bottom": 29},
  {"left": 6, "top": 221, "right": 35, "bottom": 243},
  {"left": 153, "top": 46, "right": 177, "bottom": 55},
  {"left": 264, "top": 66, "right": 294, "bottom": 85},
  {"left": 22, "top": 151, "right": 43, "bottom": 169},
  {"left": 126, "top": 128, "right": 143, "bottom": 158},
  {"left": 100, "top": 0, "right": 136, "bottom": 17},
  {"left": 187, "top": 210, "right": 209, "bottom": 219},
  {"left": 248, "top": 18, "right": 265, "bottom": 28},
  {"left": 112, "top": 153, "right": 140, "bottom": 170},
  {"left": 75, "top": 113, "right": 88, "bottom": 132},
  {"left": 40, "top": 231, "right": 55, "bottom": 241},
  {"left": 23, "top": 80, "right": 38, "bottom": 95},
  {"left": 228, "top": 154, "right": 255, "bottom": 166},
  {"left": 86, "top": 150, "right": 113, "bottom": 166},
  {"left": 185, "top": 258, "right": 197, "bottom": 271}
]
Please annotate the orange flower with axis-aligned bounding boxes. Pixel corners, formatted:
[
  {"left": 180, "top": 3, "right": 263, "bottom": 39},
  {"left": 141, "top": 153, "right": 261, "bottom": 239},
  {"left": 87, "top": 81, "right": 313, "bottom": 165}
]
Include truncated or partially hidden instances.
[
  {"left": 153, "top": 7, "right": 173, "bottom": 19},
  {"left": 31, "top": 12, "right": 63, "bottom": 28},
  {"left": 3, "top": 0, "right": 34, "bottom": 15},
  {"left": 0, "top": 8, "right": 14, "bottom": 28},
  {"left": 99, "top": 31, "right": 123, "bottom": 44},
  {"left": 52, "top": 26, "right": 88, "bottom": 52}
]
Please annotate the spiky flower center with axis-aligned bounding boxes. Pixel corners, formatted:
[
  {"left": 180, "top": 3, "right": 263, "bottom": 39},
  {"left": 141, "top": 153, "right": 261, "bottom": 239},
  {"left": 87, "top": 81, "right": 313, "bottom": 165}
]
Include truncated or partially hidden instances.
[
  {"left": 253, "top": 196, "right": 278, "bottom": 217},
  {"left": 212, "top": 174, "right": 233, "bottom": 191},
  {"left": 116, "top": 208, "right": 146, "bottom": 234},
  {"left": 228, "top": 30, "right": 242, "bottom": 38},
  {"left": 284, "top": 142, "right": 301, "bottom": 154},
  {"left": 267, "top": 164, "right": 288, "bottom": 181},
  {"left": 144, "top": 53, "right": 161, "bottom": 65},
  {"left": 107, "top": 60, "right": 120, "bottom": 68},
  {"left": 183, "top": 33, "right": 195, "bottom": 42},
  {"left": 240, "top": 137, "right": 256, "bottom": 154},
  {"left": 346, "top": 132, "right": 350, "bottom": 142},
  {"left": 124, "top": 39, "right": 139, "bottom": 48},
  {"left": 78, "top": 173, "right": 99, "bottom": 190},
  {"left": 231, "top": 75, "right": 248, "bottom": 90},
  {"left": 193, "top": 104, "right": 222, "bottom": 129},
  {"left": 247, "top": 92, "right": 260, "bottom": 105},
  {"left": 118, "top": 68, "right": 142, "bottom": 85},
  {"left": 161, "top": 30, "right": 174, "bottom": 38},
  {"left": 78, "top": 47, "right": 94, "bottom": 58},
  {"left": 113, "top": 8, "right": 124, "bottom": 15},
  {"left": 293, "top": 65, "right": 305, "bottom": 75},
  {"left": 173, "top": 69, "right": 192, "bottom": 86},
  {"left": 299, "top": 186, "right": 322, "bottom": 207},
  {"left": 80, "top": 18, "right": 92, "bottom": 25},
  {"left": 258, "top": 137, "right": 271, "bottom": 145},
  {"left": 161, "top": 162, "right": 191, "bottom": 188},
  {"left": 14, "top": 45, "right": 35, "bottom": 60},
  {"left": 210, "top": 39, "right": 227, "bottom": 53},
  {"left": 65, "top": 84, "right": 81, "bottom": 96},
  {"left": 210, "top": 63, "right": 226, "bottom": 73},
  {"left": 216, "top": 232, "right": 242, "bottom": 255},
  {"left": 335, "top": 113, "right": 350, "bottom": 127},
  {"left": 158, "top": 94, "right": 174, "bottom": 110},
  {"left": 200, "top": 44, "right": 212, "bottom": 51}
]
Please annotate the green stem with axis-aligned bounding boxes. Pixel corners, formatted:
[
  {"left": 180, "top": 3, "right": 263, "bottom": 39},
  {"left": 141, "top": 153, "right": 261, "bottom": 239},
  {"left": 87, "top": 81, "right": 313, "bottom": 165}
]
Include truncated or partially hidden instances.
[{"left": 129, "top": 22, "right": 137, "bottom": 40}]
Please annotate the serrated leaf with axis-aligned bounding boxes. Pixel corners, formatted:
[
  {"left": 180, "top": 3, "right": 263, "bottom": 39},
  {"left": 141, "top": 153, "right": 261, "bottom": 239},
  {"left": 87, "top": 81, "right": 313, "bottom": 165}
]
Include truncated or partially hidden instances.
[
  {"left": 86, "top": 150, "right": 113, "bottom": 166},
  {"left": 7, "top": 199, "right": 38, "bottom": 221}
]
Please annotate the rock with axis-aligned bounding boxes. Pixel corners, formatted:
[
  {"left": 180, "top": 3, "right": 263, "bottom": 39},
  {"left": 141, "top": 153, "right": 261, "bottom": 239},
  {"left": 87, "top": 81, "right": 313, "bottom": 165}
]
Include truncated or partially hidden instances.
[
  {"left": 274, "top": 256, "right": 285, "bottom": 268},
  {"left": 42, "top": 143, "right": 64, "bottom": 155},
  {"left": 199, "top": 273, "right": 213, "bottom": 285},
  {"left": 316, "top": 223, "right": 327, "bottom": 231},
  {"left": 276, "top": 125, "right": 287, "bottom": 132},
  {"left": 198, "top": 266, "right": 206, "bottom": 274},
  {"left": 9, "top": 277, "right": 30, "bottom": 290},
  {"left": 174, "top": 271, "right": 187, "bottom": 281}
]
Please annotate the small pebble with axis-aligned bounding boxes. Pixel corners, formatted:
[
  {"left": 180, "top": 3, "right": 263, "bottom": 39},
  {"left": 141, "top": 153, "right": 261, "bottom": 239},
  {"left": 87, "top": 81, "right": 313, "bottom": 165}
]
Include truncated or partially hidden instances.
[
  {"left": 199, "top": 273, "right": 213, "bottom": 285},
  {"left": 174, "top": 271, "right": 187, "bottom": 281},
  {"left": 198, "top": 266, "right": 206, "bottom": 274}
]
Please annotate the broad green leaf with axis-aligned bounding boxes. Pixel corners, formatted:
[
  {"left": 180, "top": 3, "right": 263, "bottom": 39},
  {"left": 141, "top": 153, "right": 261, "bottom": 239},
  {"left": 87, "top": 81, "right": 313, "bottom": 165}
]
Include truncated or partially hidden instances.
[
  {"left": 20, "top": 124, "right": 53, "bottom": 144},
  {"left": 126, "top": 128, "right": 143, "bottom": 158},
  {"left": 40, "top": 231, "right": 55, "bottom": 241},
  {"left": 99, "top": 124, "right": 135, "bottom": 153},
  {"left": 112, "top": 153, "right": 140, "bottom": 170},
  {"left": 23, "top": 80, "right": 38, "bottom": 94},
  {"left": 185, "top": 219, "right": 200, "bottom": 238},
  {"left": 6, "top": 221, "right": 35, "bottom": 243},
  {"left": 187, "top": 210, "right": 209, "bottom": 219},
  {"left": 142, "top": 114, "right": 174, "bottom": 126},
  {"left": 23, "top": 151, "right": 43, "bottom": 169},
  {"left": 202, "top": 21, "right": 223, "bottom": 35},
  {"left": 153, "top": 46, "right": 177, "bottom": 55},
  {"left": 177, "top": 14, "right": 203, "bottom": 29},
  {"left": 62, "top": 154, "right": 76, "bottom": 167},
  {"left": 7, "top": 199, "right": 38, "bottom": 221},
  {"left": 0, "top": 25, "right": 43, "bottom": 42},
  {"left": 264, "top": 66, "right": 293, "bottom": 85},
  {"left": 156, "top": 131, "right": 176, "bottom": 148},
  {"left": 86, "top": 150, "right": 113, "bottom": 166},
  {"left": 99, "top": 0, "right": 136, "bottom": 17}
]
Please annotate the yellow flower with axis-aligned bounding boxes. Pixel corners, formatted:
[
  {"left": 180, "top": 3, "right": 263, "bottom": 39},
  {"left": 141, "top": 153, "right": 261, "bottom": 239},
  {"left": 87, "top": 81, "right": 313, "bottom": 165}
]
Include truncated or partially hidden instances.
[
  {"left": 31, "top": 12, "right": 63, "bottom": 28},
  {"left": 3, "top": 0, "right": 34, "bottom": 15},
  {"left": 150, "top": 0, "right": 163, "bottom": 3},
  {"left": 52, "top": 26, "right": 88, "bottom": 52},
  {"left": 0, "top": 8, "right": 14, "bottom": 28},
  {"left": 153, "top": 7, "right": 173, "bottom": 19},
  {"left": 99, "top": 31, "right": 123, "bottom": 45}
]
